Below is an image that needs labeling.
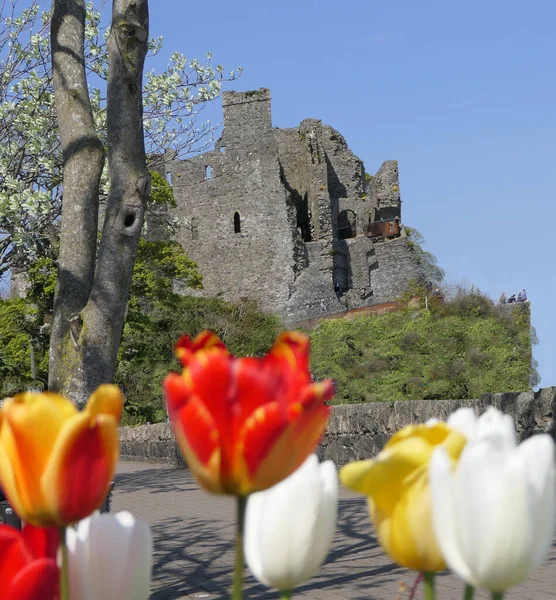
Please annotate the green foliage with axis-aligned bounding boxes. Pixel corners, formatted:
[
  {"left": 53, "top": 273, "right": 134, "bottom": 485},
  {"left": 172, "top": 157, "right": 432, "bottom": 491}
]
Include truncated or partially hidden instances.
[
  {"left": 129, "top": 239, "right": 202, "bottom": 305},
  {"left": 117, "top": 296, "right": 282, "bottom": 426},
  {"left": 2, "top": 236, "right": 280, "bottom": 422},
  {"left": 149, "top": 171, "right": 175, "bottom": 207},
  {"left": 27, "top": 255, "right": 57, "bottom": 315},
  {"left": 310, "top": 295, "right": 536, "bottom": 404},
  {"left": 0, "top": 299, "right": 48, "bottom": 395},
  {"left": 115, "top": 238, "right": 282, "bottom": 425}
]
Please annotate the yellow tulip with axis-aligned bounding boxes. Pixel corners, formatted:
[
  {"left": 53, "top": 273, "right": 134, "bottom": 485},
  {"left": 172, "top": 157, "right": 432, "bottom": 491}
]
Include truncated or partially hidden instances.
[
  {"left": 0, "top": 385, "right": 122, "bottom": 527},
  {"left": 340, "top": 422, "right": 466, "bottom": 572}
]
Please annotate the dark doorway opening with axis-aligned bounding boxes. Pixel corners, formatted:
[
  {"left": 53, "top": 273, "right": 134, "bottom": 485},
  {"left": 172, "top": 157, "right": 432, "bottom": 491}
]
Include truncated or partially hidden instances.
[
  {"left": 337, "top": 210, "right": 357, "bottom": 240},
  {"left": 292, "top": 192, "right": 312, "bottom": 241}
]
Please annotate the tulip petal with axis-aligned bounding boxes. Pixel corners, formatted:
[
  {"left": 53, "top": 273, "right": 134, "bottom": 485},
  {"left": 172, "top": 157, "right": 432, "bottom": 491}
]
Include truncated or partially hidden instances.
[
  {"left": 244, "top": 455, "right": 338, "bottom": 591},
  {"left": 249, "top": 457, "right": 322, "bottom": 589},
  {"left": 455, "top": 435, "right": 528, "bottom": 590},
  {"left": 85, "top": 385, "right": 123, "bottom": 423},
  {"left": 264, "top": 332, "right": 311, "bottom": 375},
  {"left": 21, "top": 526, "right": 59, "bottom": 562},
  {"left": 0, "top": 526, "right": 30, "bottom": 598},
  {"left": 244, "top": 396, "right": 329, "bottom": 494},
  {"left": 115, "top": 512, "right": 152, "bottom": 600},
  {"left": 479, "top": 448, "right": 532, "bottom": 589},
  {"left": 174, "top": 331, "right": 228, "bottom": 366},
  {"left": 340, "top": 435, "right": 437, "bottom": 514},
  {"left": 8, "top": 558, "right": 59, "bottom": 600},
  {"left": 171, "top": 396, "right": 222, "bottom": 493},
  {"left": 163, "top": 371, "right": 190, "bottom": 416},
  {"left": 66, "top": 521, "right": 89, "bottom": 600},
  {"left": 41, "top": 412, "right": 119, "bottom": 525},
  {"left": 473, "top": 408, "right": 516, "bottom": 446},
  {"left": 67, "top": 512, "right": 152, "bottom": 600},
  {"left": 233, "top": 358, "right": 282, "bottom": 428},
  {"left": 518, "top": 434, "right": 556, "bottom": 573},
  {"left": 429, "top": 448, "right": 474, "bottom": 583},
  {"left": 0, "top": 526, "right": 59, "bottom": 600},
  {"left": 0, "top": 393, "right": 78, "bottom": 519},
  {"left": 305, "top": 460, "right": 338, "bottom": 577},
  {"left": 0, "top": 442, "right": 25, "bottom": 521},
  {"left": 447, "top": 408, "right": 477, "bottom": 439},
  {"left": 384, "top": 466, "right": 445, "bottom": 572},
  {"left": 243, "top": 482, "right": 267, "bottom": 584},
  {"left": 182, "top": 352, "right": 235, "bottom": 447}
]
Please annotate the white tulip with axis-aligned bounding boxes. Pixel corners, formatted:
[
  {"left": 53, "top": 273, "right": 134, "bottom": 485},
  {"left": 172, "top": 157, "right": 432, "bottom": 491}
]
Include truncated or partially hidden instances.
[
  {"left": 427, "top": 407, "right": 478, "bottom": 439},
  {"left": 446, "top": 407, "right": 477, "bottom": 439},
  {"left": 66, "top": 511, "right": 152, "bottom": 600},
  {"left": 244, "top": 454, "right": 338, "bottom": 592},
  {"left": 429, "top": 407, "right": 556, "bottom": 592}
]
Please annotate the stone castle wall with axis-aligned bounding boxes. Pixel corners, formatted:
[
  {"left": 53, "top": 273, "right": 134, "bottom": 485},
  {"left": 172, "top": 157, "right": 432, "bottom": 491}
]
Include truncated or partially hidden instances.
[
  {"left": 119, "top": 387, "right": 556, "bottom": 467},
  {"left": 149, "top": 88, "right": 423, "bottom": 324},
  {"left": 154, "top": 90, "right": 295, "bottom": 317}
]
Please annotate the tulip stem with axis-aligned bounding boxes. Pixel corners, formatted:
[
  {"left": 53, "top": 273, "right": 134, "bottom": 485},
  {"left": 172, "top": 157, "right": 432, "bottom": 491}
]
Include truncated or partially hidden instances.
[
  {"left": 464, "top": 584, "right": 475, "bottom": 600},
  {"left": 491, "top": 594, "right": 504, "bottom": 600},
  {"left": 423, "top": 572, "right": 435, "bottom": 600},
  {"left": 59, "top": 527, "right": 69, "bottom": 600},
  {"left": 280, "top": 592, "right": 292, "bottom": 600},
  {"left": 232, "top": 495, "right": 248, "bottom": 600}
]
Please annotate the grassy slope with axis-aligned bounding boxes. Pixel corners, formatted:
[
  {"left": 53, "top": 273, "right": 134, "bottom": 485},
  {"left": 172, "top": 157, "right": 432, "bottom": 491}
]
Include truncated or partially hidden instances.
[{"left": 309, "top": 298, "right": 533, "bottom": 404}]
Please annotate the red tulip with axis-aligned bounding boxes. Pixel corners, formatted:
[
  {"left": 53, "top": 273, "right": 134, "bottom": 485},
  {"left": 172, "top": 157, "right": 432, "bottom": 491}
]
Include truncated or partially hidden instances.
[
  {"left": 0, "top": 524, "right": 59, "bottom": 600},
  {"left": 164, "top": 331, "right": 333, "bottom": 495}
]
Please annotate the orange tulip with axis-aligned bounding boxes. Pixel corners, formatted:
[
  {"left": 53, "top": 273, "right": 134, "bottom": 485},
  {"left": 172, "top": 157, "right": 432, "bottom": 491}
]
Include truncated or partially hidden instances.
[
  {"left": 164, "top": 331, "right": 333, "bottom": 495},
  {"left": 0, "top": 385, "right": 122, "bottom": 527}
]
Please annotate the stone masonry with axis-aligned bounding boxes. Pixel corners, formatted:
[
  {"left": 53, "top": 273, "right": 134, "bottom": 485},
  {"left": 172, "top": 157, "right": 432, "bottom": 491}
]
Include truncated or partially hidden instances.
[
  {"left": 149, "top": 88, "right": 423, "bottom": 324},
  {"left": 119, "top": 387, "right": 556, "bottom": 467}
]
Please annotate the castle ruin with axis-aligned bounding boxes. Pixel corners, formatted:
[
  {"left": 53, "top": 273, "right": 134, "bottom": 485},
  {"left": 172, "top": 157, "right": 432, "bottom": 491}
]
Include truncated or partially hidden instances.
[{"left": 151, "top": 88, "right": 423, "bottom": 323}]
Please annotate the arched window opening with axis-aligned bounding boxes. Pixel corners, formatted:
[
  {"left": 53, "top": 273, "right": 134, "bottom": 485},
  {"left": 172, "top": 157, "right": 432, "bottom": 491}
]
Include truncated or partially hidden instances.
[
  {"left": 337, "top": 210, "right": 357, "bottom": 240},
  {"left": 166, "top": 172, "right": 172, "bottom": 185},
  {"left": 234, "top": 211, "right": 241, "bottom": 234},
  {"left": 205, "top": 165, "right": 213, "bottom": 181}
]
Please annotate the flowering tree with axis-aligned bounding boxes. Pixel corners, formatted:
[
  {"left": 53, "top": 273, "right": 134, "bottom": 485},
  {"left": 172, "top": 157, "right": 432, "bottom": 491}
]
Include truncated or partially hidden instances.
[
  {"left": 42, "top": 0, "right": 240, "bottom": 404},
  {"left": 0, "top": 0, "right": 241, "bottom": 278},
  {"left": 0, "top": 0, "right": 239, "bottom": 402}
]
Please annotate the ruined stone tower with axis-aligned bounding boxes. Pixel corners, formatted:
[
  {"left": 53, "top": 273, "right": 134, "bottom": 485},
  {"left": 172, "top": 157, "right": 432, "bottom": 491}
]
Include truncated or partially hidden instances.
[{"left": 151, "top": 88, "right": 422, "bottom": 323}]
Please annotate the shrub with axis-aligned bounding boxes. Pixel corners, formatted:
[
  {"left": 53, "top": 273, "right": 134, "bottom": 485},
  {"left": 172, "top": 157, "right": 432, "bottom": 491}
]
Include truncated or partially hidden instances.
[{"left": 310, "top": 300, "right": 535, "bottom": 404}]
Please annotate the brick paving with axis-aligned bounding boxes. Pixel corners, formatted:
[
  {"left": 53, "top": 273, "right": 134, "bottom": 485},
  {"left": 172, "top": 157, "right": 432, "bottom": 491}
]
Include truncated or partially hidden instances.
[{"left": 113, "top": 462, "right": 556, "bottom": 600}]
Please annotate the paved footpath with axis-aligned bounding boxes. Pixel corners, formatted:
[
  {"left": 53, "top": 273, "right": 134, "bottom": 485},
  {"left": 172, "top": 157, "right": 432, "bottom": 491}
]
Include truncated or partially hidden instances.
[{"left": 113, "top": 462, "right": 556, "bottom": 600}]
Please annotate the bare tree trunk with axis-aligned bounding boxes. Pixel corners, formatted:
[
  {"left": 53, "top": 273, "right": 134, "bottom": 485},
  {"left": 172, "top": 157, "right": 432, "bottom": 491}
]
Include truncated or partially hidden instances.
[
  {"left": 49, "top": 0, "right": 104, "bottom": 394},
  {"left": 49, "top": 0, "right": 150, "bottom": 406}
]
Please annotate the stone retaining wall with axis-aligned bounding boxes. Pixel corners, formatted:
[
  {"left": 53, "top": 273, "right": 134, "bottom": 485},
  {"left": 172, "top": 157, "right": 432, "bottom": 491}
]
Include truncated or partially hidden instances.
[{"left": 119, "top": 387, "right": 556, "bottom": 467}]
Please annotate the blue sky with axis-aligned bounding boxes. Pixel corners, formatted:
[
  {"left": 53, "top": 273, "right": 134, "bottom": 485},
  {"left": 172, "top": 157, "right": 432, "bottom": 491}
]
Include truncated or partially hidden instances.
[{"left": 150, "top": 0, "right": 555, "bottom": 387}]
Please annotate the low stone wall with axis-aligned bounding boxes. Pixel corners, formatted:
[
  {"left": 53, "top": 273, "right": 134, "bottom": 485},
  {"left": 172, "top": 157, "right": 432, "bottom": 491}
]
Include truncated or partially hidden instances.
[
  {"left": 120, "top": 422, "right": 187, "bottom": 467},
  {"left": 119, "top": 387, "right": 556, "bottom": 467}
]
